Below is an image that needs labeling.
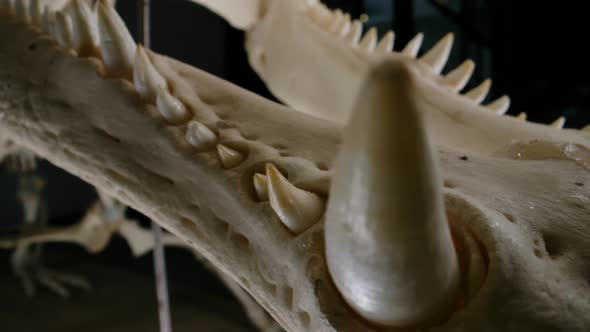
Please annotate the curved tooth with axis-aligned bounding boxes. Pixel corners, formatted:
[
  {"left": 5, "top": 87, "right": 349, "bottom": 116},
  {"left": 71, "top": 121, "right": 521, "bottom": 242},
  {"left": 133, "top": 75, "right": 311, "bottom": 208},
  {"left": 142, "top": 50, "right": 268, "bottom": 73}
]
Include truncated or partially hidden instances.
[
  {"left": 253, "top": 173, "right": 269, "bottom": 201},
  {"left": 265, "top": 164, "right": 325, "bottom": 234},
  {"left": 516, "top": 112, "right": 527, "bottom": 121},
  {"left": 217, "top": 144, "right": 245, "bottom": 169},
  {"left": 336, "top": 14, "right": 351, "bottom": 38},
  {"left": 54, "top": 12, "right": 75, "bottom": 49},
  {"left": 133, "top": 45, "right": 168, "bottom": 103},
  {"left": 325, "top": 61, "right": 459, "bottom": 327},
  {"left": 68, "top": 0, "right": 100, "bottom": 56},
  {"left": 97, "top": 1, "right": 136, "bottom": 79},
  {"left": 419, "top": 33, "right": 454, "bottom": 73},
  {"left": 486, "top": 95, "right": 510, "bottom": 115},
  {"left": 401, "top": 32, "right": 423, "bottom": 58},
  {"left": 156, "top": 88, "right": 191, "bottom": 124},
  {"left": 344, "top": 19, "right": 362, "bottom": 45},
  {"left": 464, "top": 79, "right": 491, "bottom": 104},
  {"left": 550, "top": 116, "right": 566, "bottom": 129},
  {"left": 375, "top": 30, "right": 394, "bottom": 54},
  {"left": 358, "top": 27, "right": 377, "bottom": 52},
  {"left": 14, "top": 0, "right": 30, "bottom": 22},
  {"left": 327, "top": 10, "right": 343, "bottom": 33},
  {"left": 442, "top": 59, "right": 475, "bottom": 92},
  {"left": 185, "top": 121, "right": 217, "bottom": 151}
]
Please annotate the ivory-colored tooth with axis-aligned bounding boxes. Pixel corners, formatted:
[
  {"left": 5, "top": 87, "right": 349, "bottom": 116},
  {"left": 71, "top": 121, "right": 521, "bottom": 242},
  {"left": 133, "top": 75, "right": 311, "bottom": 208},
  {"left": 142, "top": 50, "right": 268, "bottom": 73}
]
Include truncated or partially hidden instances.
[
  {"left": 358, "top": 27, "right": 377, "bottom": 52},
  {"left": 68, "top": 0, "right": 100, "bottom": 56},
  {"left": 217, "top": 144, "right": 245, "bottom": 169},
  {"left": 325, "top": 61, "right": 459, "bottom": 327},
  {"left": 185, "top": 121, "right": 217, "bottom": 151},
  {"left": 344, "top": 19, "right": 362, "bottom": 45},
  {"left": 133, "top": 45, "right": 168, "bottom": 102},
  {"left": 327, "top": 10, "right": 343, "bottom": 33},
  {"left": 14, "top": 0, "right": 30, "bottom": 22},
  {"left": 420, "top": 33, "right": 454, "bottom": 74},
  {"left": 550, "top": 116, "right": 566, "bottom": 129},
  {"left": 464, "top": 79, "right": 491, "bottom": 104},
  {"left": 96, "top": 2, "right": 136, "bottom": 79},
  {"left": 401, "top": 32, "right": 423, "bottom": 58},
  {"left": 54, "top": 12, "right": 75, "bottom": 49},
  {"left": 486, "top": 95, "right": 510, "bottom": 115},
  {"left": 156, "top": 88, "right": 191, "bottom": 124},
  {"left": 375, "top": 30, "right": 394, "bottom": 54},
  {"left": 265, "top": 163, "right": 325, "bottom": 234},
  {"left": 443, "top": 59, "right": 475, "bottom": 92},
  {"left": 516, "top": 112, "right": 527, "bottom": 121},
  {"left": 253, "top": 173, "right": 268, "bottom": 201},
  {"left": 336, "top": 14, "right": 351, "bottom": 38}
]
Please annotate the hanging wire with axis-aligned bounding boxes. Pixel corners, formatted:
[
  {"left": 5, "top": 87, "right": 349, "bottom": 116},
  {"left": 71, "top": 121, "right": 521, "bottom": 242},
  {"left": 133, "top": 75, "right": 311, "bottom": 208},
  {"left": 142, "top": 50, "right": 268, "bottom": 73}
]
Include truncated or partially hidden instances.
[{"left": 137, "top": 1, "right": 173, "bottom": 331}]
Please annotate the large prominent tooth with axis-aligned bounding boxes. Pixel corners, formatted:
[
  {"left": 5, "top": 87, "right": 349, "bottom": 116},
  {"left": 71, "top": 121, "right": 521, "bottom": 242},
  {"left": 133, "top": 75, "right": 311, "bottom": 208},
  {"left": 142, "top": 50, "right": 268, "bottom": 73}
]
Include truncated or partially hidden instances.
[
  {"left": 443, "top": 59, "right": 475, "bottom": 92},
  {"left": 133, "top": 45, "right": 168, "bottom": 102},
  {"left": 401, "top": 33, "right": 423, "bottom": 58},
  {"left": 156, "top": 88, "right": 191, "bottom": 124},
  {"left": 185, "top": 121, "right": 217, "bottom": 151},
  {"left": 464, "top": 79, "right": 491, "bottom": 104},
  {"left": 68, "top": 0, "right": 100, "bottom": 56},
  {"left": 486, "top": 95, "right": 510, "bottom": 115},
  {"left": 217, "top": 144, "right": 245, "bottom": 168},
  {"left": 253, "top": 173, "right": 268, "bottom": 201},
  {"left": 550, "top": 116, "right": 566, "bottom": 129},
  {"left": 420, "top": 33, "right": 454, "bottom": 74},
  {"left": 375, "top": 30, "right": 394, "bottom": 54},
  {"left": 344, "top": 19, "right": 362, "bottom": 45},
  {"left": 325, "top": 60, "right": 459, "bottom": 327},
  {"left": 54, "top": 12, "right": 75, "bottom": 49},
  {"left": 266, "top": 164, "right": 325, "bottom": 234},
  {"left": 97, "top": 1, "right": 136, "bottom": 79},
  {"left": 358, "top": 27, "right": 377, "bottom": 52}
]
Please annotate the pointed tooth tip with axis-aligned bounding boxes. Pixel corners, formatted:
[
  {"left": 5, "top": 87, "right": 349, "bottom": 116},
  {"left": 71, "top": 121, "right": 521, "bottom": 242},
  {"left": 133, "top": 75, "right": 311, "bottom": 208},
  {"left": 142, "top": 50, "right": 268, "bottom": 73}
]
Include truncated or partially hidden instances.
[
  {"left": 186, "top": 121, "right": 217, "bottom": 151},
  {"left": 156, "top": 88, "right": 190, "bottom": 124},
  {"left": 217, "top": 144, "right": 245, "bottom": 169},
  {"left": 420, "top": 33, "right": 455, "bottom": 73},
  {"left": 253, "top": 173, "right": 269, "bottom": 201},
  {"left": 97, "top": 0, "right": 136, "bottom": 79},
  {"left": 358, "top": 27, "right": 377, "bottom": 52},
  {"left": 134, "top": 45, "right": 168, "bottom": 102},
  {"left": 401, "top": 32, "right": 424, "bottom": 57},
  {"left": 266, "top": 163, "right": 325, "bottom": 234},
  {"left": 375, "top": 30, "right": 395, "bottom": 53},
  {"left": 550, "top": 116, "right": 566, "bottom": 129},
  {"left": 444, "top": 59, "right": 475, "bottom": 91},
  {"left": 487, "top": 95, "right": 510, "bottom": 115},
  {"left": 464, "top": 79, "right": 492, "bottom": 104}
]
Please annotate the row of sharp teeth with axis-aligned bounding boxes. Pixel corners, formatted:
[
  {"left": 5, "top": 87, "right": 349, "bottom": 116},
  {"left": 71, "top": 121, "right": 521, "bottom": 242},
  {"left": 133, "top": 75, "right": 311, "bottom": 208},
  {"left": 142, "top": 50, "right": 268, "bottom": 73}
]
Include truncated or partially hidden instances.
[
  {"left": 0, "top": 0, "right": 325, "bottom": 236},
  {"left": 305, "top": 2, "right": 570, "bottom": 129}
]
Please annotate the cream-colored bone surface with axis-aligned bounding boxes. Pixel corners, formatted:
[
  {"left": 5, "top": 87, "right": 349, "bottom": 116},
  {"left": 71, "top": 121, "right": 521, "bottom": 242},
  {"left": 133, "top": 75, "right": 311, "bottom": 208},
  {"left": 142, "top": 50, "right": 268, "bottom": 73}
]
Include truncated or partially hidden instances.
[{"left": 1, "top": 5, "right": 590, "bottom": 332}]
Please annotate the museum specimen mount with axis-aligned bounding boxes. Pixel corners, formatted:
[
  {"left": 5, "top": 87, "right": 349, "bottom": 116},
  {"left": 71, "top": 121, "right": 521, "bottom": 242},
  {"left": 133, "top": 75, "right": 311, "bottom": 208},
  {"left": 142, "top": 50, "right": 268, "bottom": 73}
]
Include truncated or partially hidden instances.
[{"left": 0, "top": 0, "right": 589, "bottom": 331}]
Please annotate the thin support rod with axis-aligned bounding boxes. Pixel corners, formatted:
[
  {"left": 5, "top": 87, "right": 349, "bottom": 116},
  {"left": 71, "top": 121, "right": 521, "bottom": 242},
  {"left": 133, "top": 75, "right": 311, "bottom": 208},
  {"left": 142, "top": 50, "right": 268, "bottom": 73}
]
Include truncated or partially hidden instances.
[{"left": 137, "top": 1, "right": 173, "bottom": 332}]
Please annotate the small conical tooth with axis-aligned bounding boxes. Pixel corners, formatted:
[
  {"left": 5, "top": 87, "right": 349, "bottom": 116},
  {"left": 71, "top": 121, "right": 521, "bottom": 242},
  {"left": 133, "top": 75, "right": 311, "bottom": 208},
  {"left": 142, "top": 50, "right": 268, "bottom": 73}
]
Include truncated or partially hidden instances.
[
  {"left": 344, "top": 19, "right": 362, "bottom": 45},
  {"left": 327, "top": 10, "right": 343, "bottom": 33},
  {"left": 486, "top": 95, "right": 510, "bottom": 115},
  {"left": 442, "top": 59, "right": 475, "bottom": 92},
  {"left": 336, "top": 14, "right": 351, "bottom": 38},
  {"left": 97, "top": 1, "right": 136, "bottom": 79},
  {"left": 14, "top": 0, "right": 30, "bottom": 22},
  {"left": 375, "top": 30, "right": 394, "bottom": 54},
  {"left": 156, "top": 88, "right": 191, "bottom": 124},
  {"left": 217, "top": 144, "right": 245, "bottom": 169},
  {"left": 464, "top": 79, "right": 491, "bottom": 104},
  {"left": 253, "top": 173, "right": 269, "bottom": 202},
  {"left": 516, "top": 112, "right": 527, "bottom": 121},
  {"left": 185, "top": 121, "right": 217, "bottom": 151},
  {"left": 133, "top": 44, "right": 168, "bottom": 102},
  {"left": 358, "top": 27, "right": 377, "bottom": 52},
  {"left": 401, "top": 32, "right": 423, "bottom": 58},
  {"left": 68, "top": 0, "right": 100, "bottom": 56},
  {"left": 550, "top": 116, "right": 566, "bottom": 129},
  {"left": 54, "top": 12, "right": 75, "bottom": 49},
  {"left": 266, "top": 164, "right": 325, "bottom": 234},
  {"left": 420, "top": 33, "right": 454, "bottom": 74}
]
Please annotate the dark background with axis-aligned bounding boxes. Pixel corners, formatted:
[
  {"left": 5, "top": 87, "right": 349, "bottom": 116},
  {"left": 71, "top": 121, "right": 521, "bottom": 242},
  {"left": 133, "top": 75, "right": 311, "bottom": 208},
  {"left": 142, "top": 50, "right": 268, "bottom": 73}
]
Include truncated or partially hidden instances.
[{"left": 1, "top": 0, "right": 589, "bottom": 329}]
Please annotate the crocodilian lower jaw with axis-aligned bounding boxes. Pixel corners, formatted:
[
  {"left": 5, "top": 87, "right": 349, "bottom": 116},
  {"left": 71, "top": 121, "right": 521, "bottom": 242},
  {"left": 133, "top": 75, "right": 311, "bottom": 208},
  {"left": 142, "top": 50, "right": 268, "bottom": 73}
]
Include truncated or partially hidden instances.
[{"left": 325, "top": 61, "right": 465, "bottom": 328}]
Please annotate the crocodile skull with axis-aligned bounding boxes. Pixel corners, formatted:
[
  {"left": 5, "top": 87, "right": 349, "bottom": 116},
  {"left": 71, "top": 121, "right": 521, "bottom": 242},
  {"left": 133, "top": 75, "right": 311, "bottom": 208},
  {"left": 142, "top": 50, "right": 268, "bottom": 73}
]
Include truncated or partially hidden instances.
[{"left": 0, "top": 1, "right": 589, "bottom": 331}]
